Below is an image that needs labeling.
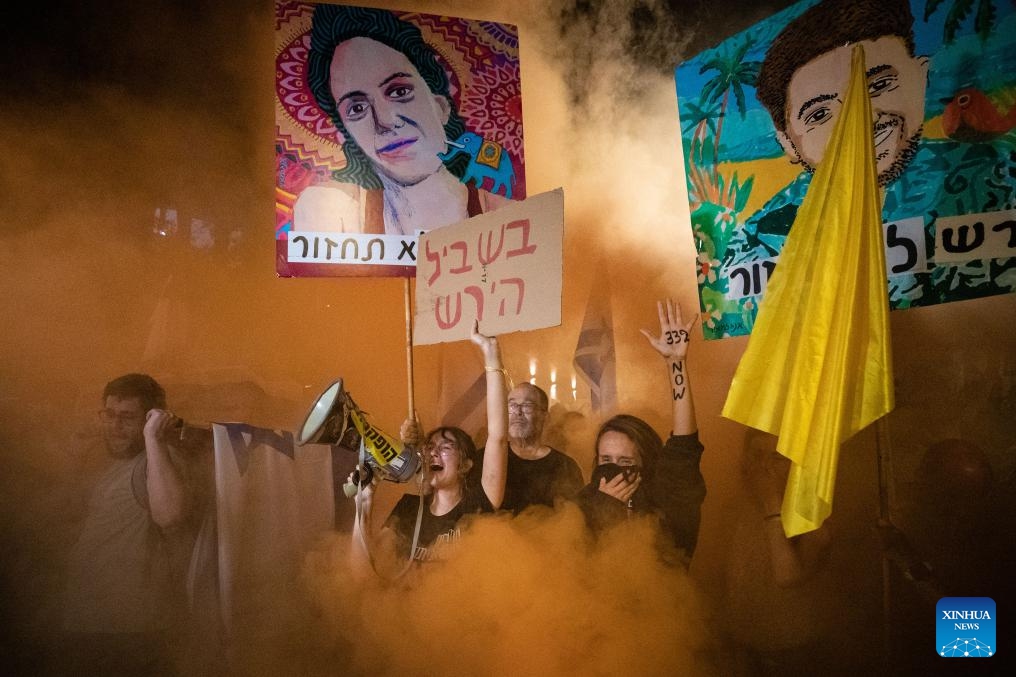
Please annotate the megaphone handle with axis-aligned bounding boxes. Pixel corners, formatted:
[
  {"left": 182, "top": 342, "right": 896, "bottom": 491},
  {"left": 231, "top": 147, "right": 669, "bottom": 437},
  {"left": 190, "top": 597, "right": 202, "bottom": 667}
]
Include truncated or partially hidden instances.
[
  {"left": 343, "top": 464, "right": 373, "bottom": 498},
  {"left": 345, "top": 435, "right": 375, "bottom": 499}
]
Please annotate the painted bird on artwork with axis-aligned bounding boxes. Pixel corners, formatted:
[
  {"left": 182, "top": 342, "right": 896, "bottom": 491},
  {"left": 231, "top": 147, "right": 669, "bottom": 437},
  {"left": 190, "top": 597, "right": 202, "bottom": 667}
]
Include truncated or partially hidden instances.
[{"left": 941, "top": 86, "right": 1016, "bottom": 142}]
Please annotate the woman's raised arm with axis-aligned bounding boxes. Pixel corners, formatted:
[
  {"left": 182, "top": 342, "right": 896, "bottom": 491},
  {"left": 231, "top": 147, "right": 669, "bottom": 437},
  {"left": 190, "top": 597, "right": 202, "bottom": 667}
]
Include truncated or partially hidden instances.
[
  {"left": 640, "top": 299, "right": 698, "bottom": 436},
  {"left": 471, "top": 320, "right": 508, "bottom": 509}
]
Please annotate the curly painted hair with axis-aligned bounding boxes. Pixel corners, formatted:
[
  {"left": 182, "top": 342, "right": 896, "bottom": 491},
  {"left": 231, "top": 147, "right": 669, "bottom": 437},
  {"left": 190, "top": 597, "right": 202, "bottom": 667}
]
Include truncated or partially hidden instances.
[
  {"left": 306, "top": 4, "right": 468, "bottom": 188},
  {"left": 756, "top": 0, "right": 916, "bottom": 132}
]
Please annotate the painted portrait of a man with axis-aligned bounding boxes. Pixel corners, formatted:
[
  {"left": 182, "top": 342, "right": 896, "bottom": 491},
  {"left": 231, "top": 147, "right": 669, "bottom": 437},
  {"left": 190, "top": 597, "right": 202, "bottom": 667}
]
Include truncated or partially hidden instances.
[
  {"left": 677, "top": 0, "right": 1016, "bottom": 339},
  {"left": 756, "top": 1, "right": 928, "bottom": 185}
]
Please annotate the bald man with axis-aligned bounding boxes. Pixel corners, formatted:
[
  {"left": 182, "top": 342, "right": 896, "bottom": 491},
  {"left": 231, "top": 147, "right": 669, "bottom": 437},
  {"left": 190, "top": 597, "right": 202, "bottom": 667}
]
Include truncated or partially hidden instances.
[{"left": 471, "top": 383, "right": 583, "bottom": 515}]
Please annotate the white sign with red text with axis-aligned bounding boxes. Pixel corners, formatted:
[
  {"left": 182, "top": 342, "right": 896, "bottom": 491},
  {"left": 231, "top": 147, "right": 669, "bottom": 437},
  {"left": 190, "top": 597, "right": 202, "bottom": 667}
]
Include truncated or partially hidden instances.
[{"left": 414, "top": 188, "right": 563, "bottom": 345}]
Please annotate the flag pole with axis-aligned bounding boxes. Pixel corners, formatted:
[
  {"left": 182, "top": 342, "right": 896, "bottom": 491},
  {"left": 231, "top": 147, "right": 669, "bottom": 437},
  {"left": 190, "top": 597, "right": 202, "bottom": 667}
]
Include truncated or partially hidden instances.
[
  {"left": 875, "top": 415, "right": 895, "bottom": 669},
  {"left": 404, "top": 277, "right": 416, "bottom": 419}
]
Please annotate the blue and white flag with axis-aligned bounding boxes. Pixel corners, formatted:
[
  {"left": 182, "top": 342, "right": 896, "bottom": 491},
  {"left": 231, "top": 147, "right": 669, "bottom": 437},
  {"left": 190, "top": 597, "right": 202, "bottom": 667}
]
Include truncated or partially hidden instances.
[{"left": 573, "top": 274, "right": 617, "bottom": 415}]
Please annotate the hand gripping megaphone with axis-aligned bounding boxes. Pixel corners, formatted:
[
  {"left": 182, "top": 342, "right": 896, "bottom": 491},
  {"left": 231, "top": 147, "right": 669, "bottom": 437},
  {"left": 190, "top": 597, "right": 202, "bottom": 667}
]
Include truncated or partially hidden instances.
[{"left": 296, "top": 379, "right": 421, "bottom": 497}]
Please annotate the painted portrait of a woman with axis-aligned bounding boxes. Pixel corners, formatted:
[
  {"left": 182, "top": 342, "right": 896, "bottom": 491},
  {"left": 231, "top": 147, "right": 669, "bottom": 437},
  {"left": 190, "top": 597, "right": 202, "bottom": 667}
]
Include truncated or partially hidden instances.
[{"left": 297, "top": 5, "right": 516, "bottom": 236}]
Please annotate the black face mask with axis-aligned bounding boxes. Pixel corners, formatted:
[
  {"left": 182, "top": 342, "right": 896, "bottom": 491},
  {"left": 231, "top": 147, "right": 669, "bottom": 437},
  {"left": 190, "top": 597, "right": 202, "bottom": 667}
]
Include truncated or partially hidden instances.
[{"left": 591, "top": 462, "right": 641, "bottom": 486}]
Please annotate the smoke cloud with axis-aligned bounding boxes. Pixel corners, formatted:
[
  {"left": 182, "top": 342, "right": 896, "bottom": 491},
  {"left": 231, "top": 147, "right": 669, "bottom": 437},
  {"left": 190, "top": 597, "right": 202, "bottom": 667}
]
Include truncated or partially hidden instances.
[
  {"left": 1, "top": 0, "right": 1013, "bottom": 674},
  {"left": 307, "top": 505, "right": 711, "bottom": 676}
]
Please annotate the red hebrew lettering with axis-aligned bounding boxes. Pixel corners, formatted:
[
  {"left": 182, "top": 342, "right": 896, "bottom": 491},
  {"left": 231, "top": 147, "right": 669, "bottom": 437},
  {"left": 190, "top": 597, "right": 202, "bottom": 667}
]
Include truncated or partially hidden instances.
[
  {"left": 435, "top": 293, "right": 463, "bottom": 329},
  {"left": 464, "top": 285, "right": 485, "bottom": 321},
  {"left": 506, "top": 219, "right": 537, "bottom": 257},
  {"left": 477, "top": 224, "right": 506, "bottom": 264},
  {"left": 498, "top": 277, "right": 525, "bottom": 315},
  {"left": 425, "top": 239, "right": 442, "bottom": 286},
  {"left": 449, "top": 240, "right": 473, "bottom": 274}
]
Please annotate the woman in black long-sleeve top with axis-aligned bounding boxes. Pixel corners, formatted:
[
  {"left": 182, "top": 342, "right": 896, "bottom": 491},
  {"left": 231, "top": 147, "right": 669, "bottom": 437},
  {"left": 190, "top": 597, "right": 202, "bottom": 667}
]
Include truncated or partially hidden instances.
[{"left": 576, "top": 299, "right": 706, "bottom": 561}]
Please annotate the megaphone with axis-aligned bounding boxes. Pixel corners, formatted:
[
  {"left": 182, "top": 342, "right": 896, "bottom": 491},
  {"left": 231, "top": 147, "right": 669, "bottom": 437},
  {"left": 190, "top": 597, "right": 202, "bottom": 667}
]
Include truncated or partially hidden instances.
[{"left": 296, "top": 379, "right": 421, "bottom": 495}]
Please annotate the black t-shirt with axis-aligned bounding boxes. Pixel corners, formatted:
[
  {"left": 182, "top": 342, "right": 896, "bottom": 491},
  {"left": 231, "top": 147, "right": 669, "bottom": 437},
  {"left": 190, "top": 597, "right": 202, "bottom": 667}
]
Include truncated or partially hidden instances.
[
  {"left": 497, "top": 447, "right": 584, "bottom": 514},
  {"left": 384, "top": 486, "right": 493, "bottom": 562}
]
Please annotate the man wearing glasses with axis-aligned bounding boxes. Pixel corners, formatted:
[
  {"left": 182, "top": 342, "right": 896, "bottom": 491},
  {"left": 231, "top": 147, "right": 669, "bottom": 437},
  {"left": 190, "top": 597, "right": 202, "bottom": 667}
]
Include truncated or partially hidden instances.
[
  {"left": 497, "top": 382, "right": 583, "bottom": 514},
  {"left": 60, "top": 373, "right": 192, "bottom": 674}
]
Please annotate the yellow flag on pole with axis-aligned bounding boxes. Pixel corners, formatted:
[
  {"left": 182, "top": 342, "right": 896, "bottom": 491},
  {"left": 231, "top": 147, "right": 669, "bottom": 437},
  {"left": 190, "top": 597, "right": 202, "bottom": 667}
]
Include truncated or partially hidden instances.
[{"left": 722, "top": 44, "right": 894, "bottom": 536}]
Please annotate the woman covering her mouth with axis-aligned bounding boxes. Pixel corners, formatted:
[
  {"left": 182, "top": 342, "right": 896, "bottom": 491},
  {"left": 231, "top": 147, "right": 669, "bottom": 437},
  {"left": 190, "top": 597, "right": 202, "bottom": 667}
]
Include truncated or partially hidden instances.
[
  {"left": 575, "top": 298, "right": 707, "bottom": 563},
  {"left": 349, "top": 321, "right": 508, "bottom": 568}
]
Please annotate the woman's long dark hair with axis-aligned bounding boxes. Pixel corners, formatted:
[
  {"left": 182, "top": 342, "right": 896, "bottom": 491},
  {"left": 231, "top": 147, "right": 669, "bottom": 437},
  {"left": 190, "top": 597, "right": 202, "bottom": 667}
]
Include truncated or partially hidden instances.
[{"left": 306, "top": 5, "right": 468, "bottom": 188}]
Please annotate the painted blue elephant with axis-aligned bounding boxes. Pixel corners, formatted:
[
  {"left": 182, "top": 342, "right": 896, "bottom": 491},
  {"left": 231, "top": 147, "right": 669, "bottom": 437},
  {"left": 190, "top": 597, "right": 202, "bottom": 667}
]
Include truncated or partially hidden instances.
[{"left": 438, "top": 132, "right": 516, "bottom": 199}]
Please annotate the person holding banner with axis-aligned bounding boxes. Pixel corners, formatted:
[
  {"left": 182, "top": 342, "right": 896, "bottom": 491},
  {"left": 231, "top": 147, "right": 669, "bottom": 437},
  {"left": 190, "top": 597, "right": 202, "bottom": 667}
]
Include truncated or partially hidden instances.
[
  {"left": 575, "top": 299, "right": 706, "bottom": 561},
  {"left": 349, "top": 322, "right": 507, "bottom": 568},
  {"left": 57, "top": 374, "right": 195, "bottom": 674},
  {"left": 303, "top": 4, "right": 509, "bottom": 236}
]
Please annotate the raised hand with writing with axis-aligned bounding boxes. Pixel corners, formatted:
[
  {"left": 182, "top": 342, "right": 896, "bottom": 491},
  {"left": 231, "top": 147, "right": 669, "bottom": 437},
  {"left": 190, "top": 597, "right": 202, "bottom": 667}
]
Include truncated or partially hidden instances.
[{"left": 640, "top": 298, "right": 697, "bottom": 361}]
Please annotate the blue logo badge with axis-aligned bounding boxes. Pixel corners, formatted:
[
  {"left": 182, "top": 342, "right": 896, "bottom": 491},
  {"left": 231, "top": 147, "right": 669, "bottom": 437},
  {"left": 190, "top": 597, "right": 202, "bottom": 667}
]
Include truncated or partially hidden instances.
[{"left": 936, "top": 597, "right": 995, "bottom": 658}]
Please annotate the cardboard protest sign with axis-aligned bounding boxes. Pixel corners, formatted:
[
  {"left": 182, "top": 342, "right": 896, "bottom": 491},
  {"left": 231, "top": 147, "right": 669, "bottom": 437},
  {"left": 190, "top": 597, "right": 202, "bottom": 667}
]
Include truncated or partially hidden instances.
[
  {"left": 274, "top": 1, "right": 526, "bottom": 277},
  {"left": 413, "top": 188, "right": 563, "bottom": 345}
]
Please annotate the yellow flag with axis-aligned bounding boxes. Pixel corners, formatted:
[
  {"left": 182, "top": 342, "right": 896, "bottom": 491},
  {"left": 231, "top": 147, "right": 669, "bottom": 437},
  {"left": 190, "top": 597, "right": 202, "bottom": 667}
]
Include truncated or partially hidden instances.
[{"left": 722, "top": 44, "right": 894, "bottom": 536}]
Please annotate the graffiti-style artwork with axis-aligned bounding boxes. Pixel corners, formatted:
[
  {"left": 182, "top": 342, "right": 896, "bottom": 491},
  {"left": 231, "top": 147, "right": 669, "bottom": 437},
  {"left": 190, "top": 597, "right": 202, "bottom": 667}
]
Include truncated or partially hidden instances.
[
  {"left": 275, "top": 1, "right": 525, "bottom": 277},
  {"left": 675, "top": 0, "right": 1016, "bottom": 340},
  {"left": 414, "top": 189, "right": 563, "bottom": 345}
]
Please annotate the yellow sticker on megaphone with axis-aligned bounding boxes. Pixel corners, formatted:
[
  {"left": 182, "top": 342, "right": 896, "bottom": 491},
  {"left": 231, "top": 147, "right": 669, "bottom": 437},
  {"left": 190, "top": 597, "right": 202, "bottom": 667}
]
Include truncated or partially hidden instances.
[{"left": 349, "top": 409, "right": 403, "bottom": 466}]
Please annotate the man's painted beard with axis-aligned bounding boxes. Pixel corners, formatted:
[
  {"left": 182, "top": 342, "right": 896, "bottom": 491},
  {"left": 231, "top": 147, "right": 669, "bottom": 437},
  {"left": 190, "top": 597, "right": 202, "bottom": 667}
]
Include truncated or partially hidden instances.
[
  {"left": 876, "top": 124, "right": 922, "bottom": 187},
  {"left": 797, "top": 122, "right": 923, "bottom": 187}
]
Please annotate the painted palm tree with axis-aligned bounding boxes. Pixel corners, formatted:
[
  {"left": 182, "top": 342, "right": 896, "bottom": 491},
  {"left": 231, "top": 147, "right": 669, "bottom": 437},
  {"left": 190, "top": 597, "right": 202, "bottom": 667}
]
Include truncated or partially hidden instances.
[
  {"left": 925, "top": 0, "right": 1001, "bottom": 43},
  {"left": 685, "top": 39, "right": 759, "bottom": 221},
  {"left": 680, "top": 99, "right": 721, "bottom": 167},
  {"left": 697, "top": 38, "right": 762, "bottom": 165}
]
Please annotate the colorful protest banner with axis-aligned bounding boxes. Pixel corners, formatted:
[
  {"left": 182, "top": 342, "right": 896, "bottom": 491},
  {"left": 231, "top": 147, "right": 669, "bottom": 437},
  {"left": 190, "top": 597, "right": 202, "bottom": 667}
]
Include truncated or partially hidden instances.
[
  {"left": 413, "top": 188, "right": 563, "bottom": 345},
  {"left": 274, "top": 1, "right": 526, "bottom": 277},
  {"left": 675, "top": 0, "right": 1016, "bottom": 340}
]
